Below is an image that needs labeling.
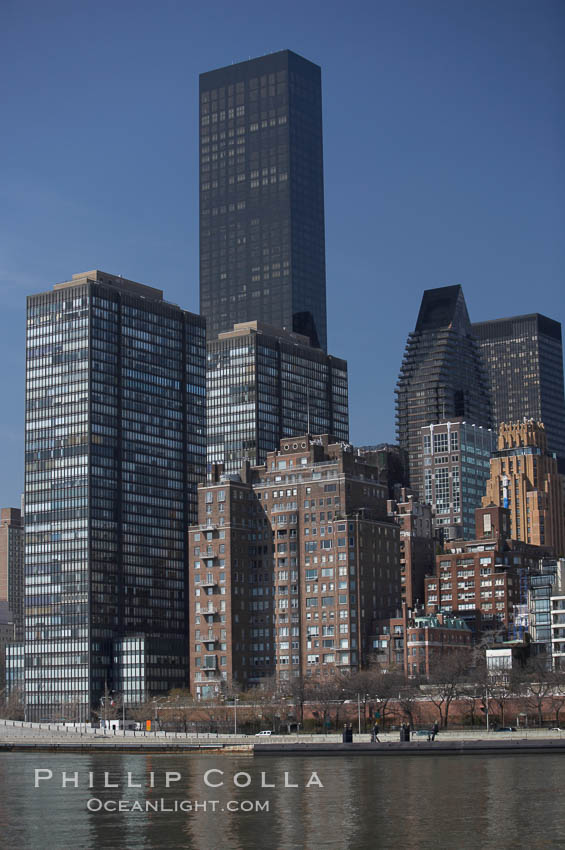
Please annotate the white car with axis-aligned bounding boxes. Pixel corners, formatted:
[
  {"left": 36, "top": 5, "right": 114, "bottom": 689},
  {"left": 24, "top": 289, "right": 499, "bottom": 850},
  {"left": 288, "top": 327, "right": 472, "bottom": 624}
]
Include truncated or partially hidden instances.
[{"left": 255, "top": 730, "right": 272, "bottom": 736}]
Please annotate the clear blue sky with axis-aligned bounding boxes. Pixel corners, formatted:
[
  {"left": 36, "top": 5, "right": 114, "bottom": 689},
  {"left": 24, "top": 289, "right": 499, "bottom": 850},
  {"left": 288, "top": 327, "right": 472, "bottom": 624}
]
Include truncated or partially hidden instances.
[{"left": 1, "top": 0, "right": 564, "bottom": 506}]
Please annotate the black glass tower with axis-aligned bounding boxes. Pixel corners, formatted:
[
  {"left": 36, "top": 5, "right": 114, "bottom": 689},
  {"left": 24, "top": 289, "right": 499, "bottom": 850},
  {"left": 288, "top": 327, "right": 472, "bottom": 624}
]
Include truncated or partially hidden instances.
[
  {"left": 473, "top": 314, "right": 565, "bottom": 467},
  {"left": 199, "top": 50, "right": 327, "bottom": 351},
  {"left": 396, "top": 285, "right": 492, "bottom": 497},
  {"left": 24, "top": 271, "right": 206, "bottom": 720}
]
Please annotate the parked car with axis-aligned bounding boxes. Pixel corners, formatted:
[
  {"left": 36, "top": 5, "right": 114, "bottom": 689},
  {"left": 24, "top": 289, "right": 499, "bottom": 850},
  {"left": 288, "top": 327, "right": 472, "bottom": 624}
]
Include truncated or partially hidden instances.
[{"left": 255, "top": 730, "right": 272, "bottom": 736}]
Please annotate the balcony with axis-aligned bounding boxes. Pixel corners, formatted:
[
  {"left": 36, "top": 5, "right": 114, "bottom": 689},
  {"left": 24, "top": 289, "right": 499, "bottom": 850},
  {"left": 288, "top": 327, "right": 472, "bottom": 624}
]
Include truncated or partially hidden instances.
[{"left": 203, "top": 614, "right": 220, "bottom": 624}]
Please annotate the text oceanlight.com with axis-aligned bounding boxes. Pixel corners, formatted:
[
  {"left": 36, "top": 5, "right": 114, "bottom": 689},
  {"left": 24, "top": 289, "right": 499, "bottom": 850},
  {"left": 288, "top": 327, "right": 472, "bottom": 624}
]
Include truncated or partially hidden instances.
[{"left": 86, "top": 799, "right": 270, "bottom": 813}]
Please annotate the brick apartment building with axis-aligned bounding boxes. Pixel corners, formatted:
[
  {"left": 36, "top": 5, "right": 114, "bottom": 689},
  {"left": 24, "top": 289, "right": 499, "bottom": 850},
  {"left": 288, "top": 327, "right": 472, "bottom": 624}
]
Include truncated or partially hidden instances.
[
  {"left": 188, "top": 435, "right": 401, "bottom": 698},
  {"left": 0, "top": 507, "right": 24, "bottom": 642},
  {"left": 372, "top": 606, "right": 472, "bottom": 677},
  {"left": 424, "top": 505, "right": 552, "bottom": 636},
  {"left": 0, "top": 600, "right": 15, "bottom": 691},
  {"left": 387, "top": 489, "right": 435, "bottom": 609}
]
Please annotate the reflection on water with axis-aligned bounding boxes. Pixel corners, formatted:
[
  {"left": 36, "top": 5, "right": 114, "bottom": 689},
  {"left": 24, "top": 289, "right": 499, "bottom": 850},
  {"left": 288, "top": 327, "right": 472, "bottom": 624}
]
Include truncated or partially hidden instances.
[{"left": 0, "top": 752, "right": 564, "bottom": 849}]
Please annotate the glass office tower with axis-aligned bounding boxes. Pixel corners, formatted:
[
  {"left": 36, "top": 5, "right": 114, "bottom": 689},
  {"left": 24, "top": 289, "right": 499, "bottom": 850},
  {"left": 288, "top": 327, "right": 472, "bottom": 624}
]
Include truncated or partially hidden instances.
[
  {"left": 472, "top": 314, "right": 565, "bottom": 468},
  {"left": 24, "top": 270, "right": 206, "bottom": 719},
  {"left": 199, "top": 50, "right": 327, "bottom": 351},
  {"left": 421, "top": 420, "right": 497, "bottom": 540},
  {"left": 396, "top": 285, "right": 491, "bottom": 498},
  {"left": 207, "top": 322, "right": 348, "bottom": 472}
]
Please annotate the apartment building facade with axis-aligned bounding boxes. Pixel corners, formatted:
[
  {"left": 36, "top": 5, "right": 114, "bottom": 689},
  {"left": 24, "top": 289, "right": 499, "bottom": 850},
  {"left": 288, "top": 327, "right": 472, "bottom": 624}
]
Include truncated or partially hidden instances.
[
  {"left": 421, "top": 420, "right": 496, "bottom": 539},
  {"left": 483, "top": 420, "right": 565, "bottom": 556},
  {"left": 425, "top": 505, "right": 551, "bottom": 635},
  {"left": 387, "top": 489, "right": 434, "bottom": 609},
  {"left": 189, "top": 435, "right": 401, "bottom": 698}
]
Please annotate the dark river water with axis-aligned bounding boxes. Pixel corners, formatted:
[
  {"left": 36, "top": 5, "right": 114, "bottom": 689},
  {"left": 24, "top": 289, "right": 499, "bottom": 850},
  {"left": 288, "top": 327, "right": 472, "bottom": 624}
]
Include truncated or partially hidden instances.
[{"left": 0, "top": 752, "right": 563, "bottom": 849}]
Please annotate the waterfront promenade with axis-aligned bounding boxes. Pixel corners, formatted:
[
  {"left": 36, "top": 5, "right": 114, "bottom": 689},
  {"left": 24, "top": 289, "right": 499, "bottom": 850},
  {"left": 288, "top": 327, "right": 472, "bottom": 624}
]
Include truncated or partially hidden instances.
[{"left": 3, "top": 719, "right": 565, "bottom": 754}]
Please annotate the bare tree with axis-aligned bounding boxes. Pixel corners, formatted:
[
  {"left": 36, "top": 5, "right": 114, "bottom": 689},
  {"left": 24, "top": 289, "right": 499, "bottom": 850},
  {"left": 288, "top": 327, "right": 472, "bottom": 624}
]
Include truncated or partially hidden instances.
[
  {"left": 427, "top": 652, "right": 471, "bottom": 729},
  {"left": 251, "top": 677, "right": 280, "bottom": 732},
  {"left": 397, "top": 681, "right": 422, "bottom": 728},
  {"left": 307, "top": 670, "right": 343, "bottom": 731},
  {"left": 515, "top": 657, "right": 556, "bottom": 727},
  {"left": 163, "top": 689, "right": 196, "bottom": 732},
  {"left": 371, "top": 670, "right": 405, "bottom": 730},
  {"left": 129, "top": 698, "right": 158, "bottom": 730},
  {"left": 345, "top": 668, "right": 404, "bottom": 730},
  {"left": 288, "top": 675, "right": 309, "bottom": 729},
  {"left": 551, "top": 670, "right": 565, "bottom": 727},
  {"left": 0, "top": 686, "right": 24, "bottom": 720}
]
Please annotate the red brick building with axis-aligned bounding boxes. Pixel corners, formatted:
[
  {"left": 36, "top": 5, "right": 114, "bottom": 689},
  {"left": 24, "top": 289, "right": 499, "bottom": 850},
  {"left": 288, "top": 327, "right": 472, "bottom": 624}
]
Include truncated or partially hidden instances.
[
  {"left": 387, "top": 489, "right": 435, "bottom": 609},
  {"left": 372, "top": 605, "right": 472, "bottom": 677},
  {"left": 0, "top": 508, "right": 24, "bottom": 642},
  {"left": 188, "top": 435, "right": 401, "bottom": 698},
  {"left": 424, "top": 505, "right": 551, "bottom": 635}
]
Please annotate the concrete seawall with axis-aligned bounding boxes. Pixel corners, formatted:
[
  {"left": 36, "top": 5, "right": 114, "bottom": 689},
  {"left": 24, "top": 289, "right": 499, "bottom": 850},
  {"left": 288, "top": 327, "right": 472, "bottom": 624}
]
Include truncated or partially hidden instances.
[
  {"left": 2, "top": 739, "right": 564, "bottom": 756},
  {"left": 0, "top": 742, "right": 252, "bottom": 754},
  {"left": 255, "top": 739, "right": 565, "bottom": 756},
  {"left": 2, "top": 721, "right": 565, "bottom": 755}
]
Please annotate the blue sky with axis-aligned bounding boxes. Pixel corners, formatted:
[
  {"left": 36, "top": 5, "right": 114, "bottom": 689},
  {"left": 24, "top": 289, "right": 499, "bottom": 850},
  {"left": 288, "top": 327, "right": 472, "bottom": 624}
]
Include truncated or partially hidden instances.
[{"left": 1, "top": 0, "right": 564, "bottom": 506}]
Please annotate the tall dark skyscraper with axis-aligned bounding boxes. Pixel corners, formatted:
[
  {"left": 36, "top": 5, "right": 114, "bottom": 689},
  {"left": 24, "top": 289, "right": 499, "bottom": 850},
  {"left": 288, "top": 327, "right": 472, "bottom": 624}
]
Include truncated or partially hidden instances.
[
  {"left": 24, "top": 270, "right": 206, "bottom": 720},
  {"left": 396, "top": 285, "right": 491, "bottom": 496},
  {"left": 199, "top": 50, "right": 327, "bottom": 351},
  {"left": 472, "top": 314, "right": 565, "bottom": 467}
]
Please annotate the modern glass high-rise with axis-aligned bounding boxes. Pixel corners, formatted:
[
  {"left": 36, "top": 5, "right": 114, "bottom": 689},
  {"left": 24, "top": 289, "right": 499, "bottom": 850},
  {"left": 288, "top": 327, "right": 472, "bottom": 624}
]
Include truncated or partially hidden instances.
[
  {"left": 24, "top": 270, "right": 206, "bottom": 720},
  {"left": 421, "top": 420, "right": 496, "bottom": 540},
  {"left": 396, "top": 285, "right": 491, "bottom": 497},
  {"left": 199, "top": 50, "right": 327, "bottom": 351},
  {"left": 472, "top": 314, "right": 565, "bottom": 467},
  {"left": 207, "top": 321, "right": 348, "bottom": 472}
]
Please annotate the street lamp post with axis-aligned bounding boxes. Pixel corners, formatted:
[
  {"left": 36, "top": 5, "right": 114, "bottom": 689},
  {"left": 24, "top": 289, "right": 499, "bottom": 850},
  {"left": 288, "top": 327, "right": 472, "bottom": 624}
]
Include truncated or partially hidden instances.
[
  {"left": 357, "top": 693, "right": 361, "bottom": 735},
  {"left": 234, "top": 696, "right": 238, "bottom": 736},
  {"left": 485, "top": 686, "right": 490, "bottom": 732}
]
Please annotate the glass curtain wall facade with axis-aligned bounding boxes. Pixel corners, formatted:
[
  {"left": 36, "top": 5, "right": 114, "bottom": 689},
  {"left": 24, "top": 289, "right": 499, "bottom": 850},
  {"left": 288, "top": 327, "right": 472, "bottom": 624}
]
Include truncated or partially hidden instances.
[
  {"left": 24, "top": 270, "right": 206, "bottom": 720},
  {"left": 207, "top": 323, "right": 348, "bottom": 472},
  {"left": 199, "top": 50, "right": 328, "bottom": 351},
  {"left": 472, "top": 314, "right": 565, "bottom": 468},
  {"left": 396, "top": 285, "right": 491, "bottom": 498},
  {"left": 422, "top": 420, "right": 497, "bottom": 539}
]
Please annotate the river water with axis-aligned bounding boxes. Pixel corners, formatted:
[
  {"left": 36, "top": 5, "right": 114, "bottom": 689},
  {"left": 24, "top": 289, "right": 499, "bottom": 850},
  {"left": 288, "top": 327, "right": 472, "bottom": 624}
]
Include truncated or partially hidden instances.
[{"left": 0, "top": 752, "right": 563, "bottom": 849}]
